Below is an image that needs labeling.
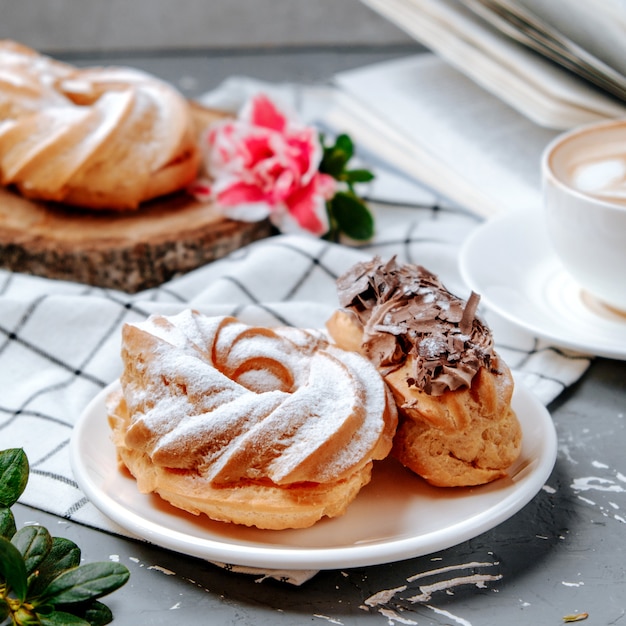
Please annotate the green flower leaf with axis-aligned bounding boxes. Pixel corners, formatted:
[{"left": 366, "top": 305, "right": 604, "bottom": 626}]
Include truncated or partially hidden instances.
[
  {"left": 0, "top": 506, "right": 17, "bottom": 540},
  {"left": 317, "top": 131, "right": 375, "bottom": 241},
  {"left": 329, "top": 192, "right": 374, "bottom": 241},
  {"left": 320, "top": 134, "right": 355, "bottom": 177},
  {"left": 0, "top": 448, "right": 29, "bottom": 507},
  {"left": 38, "top": 609, "right": 91, "bottom": 625},
  {"left": 342, "top": 168, "right": 375, "bottom": 184},
  {"left": 320, "top": 148, "right": 349, "bottom": 178},
  {"left": 38, "top": 562, "right": 130, "bottom": 606},
  {"left": 12, "top": 525, "right": 52, "bottom": 576},
  {"left": 29, "top": 537, "right": 82, "bottom": 597},
  {"left": 334, "top": 134, "right": 354, "bottom": 160},
  {"left": 0, "top": 535, "right": 28, "bottom": 601}
]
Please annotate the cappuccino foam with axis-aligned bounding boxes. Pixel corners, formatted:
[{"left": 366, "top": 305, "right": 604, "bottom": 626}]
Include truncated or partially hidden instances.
[{"left": 571, "top": 155, "right": 626, "bottom": 204}]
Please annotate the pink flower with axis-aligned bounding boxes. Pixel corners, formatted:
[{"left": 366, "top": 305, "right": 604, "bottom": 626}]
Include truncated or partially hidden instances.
[{"left": 194, "top": 94, "right": 336, "bottom": 236}]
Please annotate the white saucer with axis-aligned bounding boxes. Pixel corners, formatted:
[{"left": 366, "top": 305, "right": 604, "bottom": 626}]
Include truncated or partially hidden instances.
[
  {"left": 459, "top": 209, "right": 626, "bottom": 360},
  {"left": 70, "top": 380, "right": 556, "bottom": 571}
]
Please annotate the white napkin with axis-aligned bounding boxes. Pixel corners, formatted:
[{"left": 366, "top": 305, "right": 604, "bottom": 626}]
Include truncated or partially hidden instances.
[
  {"left": 0, "top": 79, "right": 591, "bottom": 584},
  {"left": 0, "top": 202, "right": 590, "bottom": 582}
]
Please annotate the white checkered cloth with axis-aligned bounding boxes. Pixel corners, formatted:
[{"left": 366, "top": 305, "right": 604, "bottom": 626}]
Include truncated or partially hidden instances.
[{"left": 0, "top": 81, "right": 591, "bottom": 584}]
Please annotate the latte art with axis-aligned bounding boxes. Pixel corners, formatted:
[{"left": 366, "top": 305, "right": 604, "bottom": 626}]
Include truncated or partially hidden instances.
[{"left": 570, "top": 155, "right": 626, "bottom": 204}]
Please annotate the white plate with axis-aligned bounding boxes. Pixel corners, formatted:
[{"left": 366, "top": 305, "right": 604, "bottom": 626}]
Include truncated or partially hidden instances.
[
  {"left": 460, "top": 209, "right": 626, "bottom": 360},
  {"left": 70, "top": 380, "right": 556, "bottom": 570}
]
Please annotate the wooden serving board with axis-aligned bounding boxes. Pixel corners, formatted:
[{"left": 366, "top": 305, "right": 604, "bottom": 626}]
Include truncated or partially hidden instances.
[{"left": 0, "top": 187, "right": 273, "bottom": 293}]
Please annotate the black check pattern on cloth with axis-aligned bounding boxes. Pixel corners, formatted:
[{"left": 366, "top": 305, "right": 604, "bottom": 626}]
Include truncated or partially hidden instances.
[{"left": 0, "top": 200, "right": 591, "bottom": 536}]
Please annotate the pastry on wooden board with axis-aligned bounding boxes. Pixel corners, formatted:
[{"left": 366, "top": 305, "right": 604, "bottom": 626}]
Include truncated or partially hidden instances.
[{"left": 0, "top": 40, "right": 272, "bottom": 291}]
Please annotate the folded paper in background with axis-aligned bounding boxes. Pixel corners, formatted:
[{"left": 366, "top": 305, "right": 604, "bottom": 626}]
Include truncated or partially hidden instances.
[
  {"left": 458, "top": 0, "right": 626, "bottom": 102},
  {"left": 509, "top": 0, "right": 626, "bottom": 79},
  {"left": 329, "top": 54, "right": 558, "bottom": 217},
  {"left": 360, "top": 0, "right": 626, "bottom": 129}
]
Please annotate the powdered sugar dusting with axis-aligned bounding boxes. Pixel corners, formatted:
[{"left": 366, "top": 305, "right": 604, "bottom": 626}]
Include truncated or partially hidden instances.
[{"left": 119, "top": 312, "right": 394, "bottom": 485}]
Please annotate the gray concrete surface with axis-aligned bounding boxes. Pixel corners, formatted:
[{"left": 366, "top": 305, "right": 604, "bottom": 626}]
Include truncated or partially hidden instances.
[{"left": 0, "top": 0, "right": 412, "bottom": 53}]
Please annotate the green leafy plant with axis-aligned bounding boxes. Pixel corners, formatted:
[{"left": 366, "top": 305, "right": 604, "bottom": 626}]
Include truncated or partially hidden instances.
[
  {"left": 0, "top": 449, "right": 129, "bottom": 626},
  {"left": 319, "top": 133, "right": 375, "bottom": 242}
]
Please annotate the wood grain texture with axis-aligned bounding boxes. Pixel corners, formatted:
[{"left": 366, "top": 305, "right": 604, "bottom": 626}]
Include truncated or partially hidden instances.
[{"left": 0, "top": 186, "right": 273, "bottom": 292}]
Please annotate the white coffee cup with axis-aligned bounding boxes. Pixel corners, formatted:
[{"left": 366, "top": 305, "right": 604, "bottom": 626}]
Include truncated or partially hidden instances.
[{"left": 542, "top": 118, "right": 626, "bottom": 313}]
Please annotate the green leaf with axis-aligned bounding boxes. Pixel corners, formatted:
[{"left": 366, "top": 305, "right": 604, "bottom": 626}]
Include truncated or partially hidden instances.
[
  {"left": 342, "top": 168, "right": 375, "bottom": 184},
  {"left": 58, "top": 600, "right": 113, "bottom": 626},
  {"left": 38, "top": 609, "right": 91, "bottom": 625},
  {"left": 329, "top": 192, "right": 374, "bottom": 241},
  {"left": 82, "top": 601, "right": 113, "bottom": 626},
  {"left": 0, "top": 536, "right": 28, "bottom": 601},
  {"left": 0, "top": 597, "right": 9, "bottom": 622},
  {"left": 29, "top": 537, "right": 81, "bottom": 597},
  {"left": 0, "top": 506, "right": 17, "bottom": 539},
  {"left": 0, "top": 448, "right": 29, "bottom": 507},
  {"left": 12, "top": 525, "right": 52, "bottom": 576},
  {"left": 0, "top": 448, "right": 126, "bottom": 625},
  {"left": 38, "top": 562, "right": 130, "bottom": 605},
  {"left": 320, "top": 148, "right": 349, "bottom": 178},
  {"left": 334, "top": 134, "right": 354, "bottom": 160}
]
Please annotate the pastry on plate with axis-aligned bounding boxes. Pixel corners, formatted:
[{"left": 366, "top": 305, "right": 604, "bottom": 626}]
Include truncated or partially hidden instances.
[
  {"left": 107, "top": 311, "right": 397, "bottom": 529},
  {"left": 326, "top": 256, "right": 522, "bottom": 487}
]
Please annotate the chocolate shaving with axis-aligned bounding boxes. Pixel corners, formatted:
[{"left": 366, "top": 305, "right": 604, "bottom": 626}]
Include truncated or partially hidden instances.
[
  {"left": 460, "top": 291, "right": 480, "bottom": 335},
  {"left": 335, "top": 256, "right": 494, "bottom": 396}
]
